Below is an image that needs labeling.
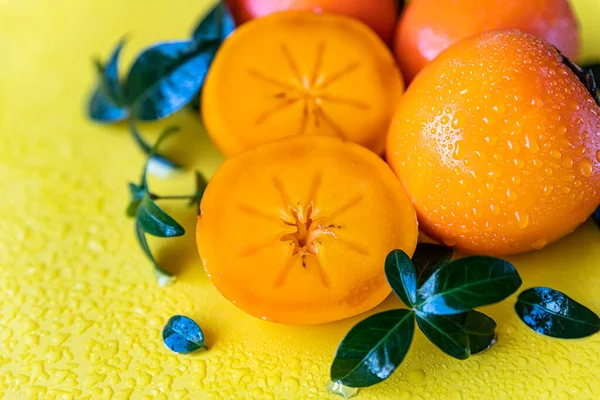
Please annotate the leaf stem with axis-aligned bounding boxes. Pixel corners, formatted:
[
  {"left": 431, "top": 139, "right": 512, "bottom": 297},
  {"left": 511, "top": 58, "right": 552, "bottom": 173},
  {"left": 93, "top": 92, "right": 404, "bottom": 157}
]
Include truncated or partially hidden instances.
[{"left": 128, "top": 118, "right": 182, "bottom": 171}]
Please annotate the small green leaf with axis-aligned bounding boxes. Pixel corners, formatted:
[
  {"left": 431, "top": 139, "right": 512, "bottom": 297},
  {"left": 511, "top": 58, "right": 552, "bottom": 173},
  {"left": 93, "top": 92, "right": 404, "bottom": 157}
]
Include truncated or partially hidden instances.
[
  {"left": 123, "top": 40, "right": 218, "bottom": 121},
  {"left": 126, "top": 183, "right": 145, "bottom": 217},
  {"left": 416, "top": 312, "right": 470, "bottom": 360},
  {"left": 385, "top": 249, "right": 417, "bottom": 307},
  {"left": 412, "top": 243, "right": 454, "bottom": 288},
  {"left": 163, "top": 315, "right": 207, "bottom": 353},
  {"left": 450, "top": 311, "right": 497, "bottom": 354},
  {"left": 88, "top": 38, "right": 129, "bottom": 122},
  {"left": 515, "top": 287, "right": 600, "bottom": 339},
  {"left": 134, "top": 221, "right": 175, "bottom": 285},
  {"left": 189, "top": 171, "right": 208, "bottom": 209},
  {"left": 330, "top": 309, "right": 414, "bottom": 388},
  {"left": 192, "top": 1, "right": 235, "bottom": 42},
  {"left": 136, "top": 193, "right": 185, "bottom": 238},
  {"left": 417, "top": 256, "right": 522, "bottom": 315}
]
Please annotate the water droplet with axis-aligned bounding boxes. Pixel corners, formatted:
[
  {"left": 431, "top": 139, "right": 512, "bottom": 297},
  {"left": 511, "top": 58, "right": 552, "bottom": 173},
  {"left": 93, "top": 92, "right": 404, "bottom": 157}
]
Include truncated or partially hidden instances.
[
  {"left": 596, "top": 150, "right": 600, "bottom": 163},
  {"left": 515, "top": 212, "right": 529, "bottom": 229},
  {"left": 507, "top": 188, "right": 518, "bottom": 202},
  {"left": 532, "top": 238, "right": 547, "bottom": 250},
  {"left": 451, "top": 112, "right": 467, "bottom": 129},
  {"left": 576, "top": 145, "right": 586, "bottom": 156},
  {"left": 563, "top": 157, "right": 574, "bottom": 168},
  {"left": 550, "top": 150, "right": 562, "bottom": 159},
  {"left": 574, "top": 180, "right": 582, "bottom": 188},
  {"left": 440, "top": 115, "right": 450, "bottom": 125},
  {"left": 543, "top": 185, "right": 554, "bottom": 196},
  {"left": 578, "top": 158, "right": 593, "bottom": 177},
  {"left": 544, "top": 168, "right": 553, "bottom": 176},
  {"left": 561, "top": 186, "right": 571, "bottom": 194},
  {"left": 452, "top": 140, "right": 466, "bottom": 160},
  {"left": 511, "top": 176, "right": 521, "bottom": 184},
  {"left": 408, "top": 369, "right": 427, "bottom": 383}
]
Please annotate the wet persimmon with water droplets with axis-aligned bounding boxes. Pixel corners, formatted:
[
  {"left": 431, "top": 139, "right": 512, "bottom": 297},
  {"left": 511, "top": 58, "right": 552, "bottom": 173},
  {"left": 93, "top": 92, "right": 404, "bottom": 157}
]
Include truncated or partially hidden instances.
[
  {"left": 387, "top": 30, "right": 600, "bottom": 256},
  {"left": 196, "top": 136, "right": 418, "bottom": 325},
  {"left": 395, "top": 0, "right": 580, "bottom": 82}
]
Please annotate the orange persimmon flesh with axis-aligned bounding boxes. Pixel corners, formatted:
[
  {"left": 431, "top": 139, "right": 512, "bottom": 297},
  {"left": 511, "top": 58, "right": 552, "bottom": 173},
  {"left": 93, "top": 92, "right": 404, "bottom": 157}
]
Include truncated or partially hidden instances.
[
  {"left": 202, "top": 11, "right": 403, "bottom": 156},
  {"left": 196, "top": 136, "right": 418, "bottom": 325}
]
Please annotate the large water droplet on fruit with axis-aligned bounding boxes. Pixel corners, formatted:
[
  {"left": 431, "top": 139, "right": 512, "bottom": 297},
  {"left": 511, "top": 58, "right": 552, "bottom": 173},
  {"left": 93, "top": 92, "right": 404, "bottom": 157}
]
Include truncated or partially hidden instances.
[{"left": 578, "top": 158, "right": 593, "bottom": 177}]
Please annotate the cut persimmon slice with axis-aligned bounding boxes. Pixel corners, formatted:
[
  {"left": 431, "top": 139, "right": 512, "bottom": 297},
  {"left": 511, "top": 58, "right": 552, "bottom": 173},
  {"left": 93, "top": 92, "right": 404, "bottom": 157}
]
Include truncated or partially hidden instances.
[
  {"left": 202, "top": 11, "right": 404, "bottom": 156},
  {"left": 196, "top": 136, "right": 418, "bottom": 325}
]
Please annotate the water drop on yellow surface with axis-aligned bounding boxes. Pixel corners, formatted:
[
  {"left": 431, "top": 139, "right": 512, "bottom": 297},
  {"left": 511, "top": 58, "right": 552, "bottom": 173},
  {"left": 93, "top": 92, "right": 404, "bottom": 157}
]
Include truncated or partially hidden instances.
[
  {"left": 408, "top": 369, "right": 427, "bottom": 383},
  {"left": 578, "top": 158, "right": 593, "bottom": 177},
  {"left": 440, "top": 115, "right": 450, "bottom": 125}
]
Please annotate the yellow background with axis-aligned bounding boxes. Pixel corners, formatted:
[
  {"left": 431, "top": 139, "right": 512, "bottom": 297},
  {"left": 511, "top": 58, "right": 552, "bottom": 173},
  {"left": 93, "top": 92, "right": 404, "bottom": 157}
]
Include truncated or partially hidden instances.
[{"left": 1, "top": 0, "right": 599, "bottom": 398}]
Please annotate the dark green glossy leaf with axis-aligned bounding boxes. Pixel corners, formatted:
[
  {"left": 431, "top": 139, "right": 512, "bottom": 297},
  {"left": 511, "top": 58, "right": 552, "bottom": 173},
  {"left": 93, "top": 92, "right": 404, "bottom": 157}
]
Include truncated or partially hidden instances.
[
  {"left": 192, "top": 1, "right": 235, "bottom": 42},
  {"left": 416, "top": 312, "right": 470, "bottom": 360},
  {"left": 189, "top": 171, "right": 208, "bottom": 209},
  {"left": 126, "top": 183, "right": 145, "bottom": 217},
  {"left": 163, "top": 315, "right": 207, "bottom": 353},
  {"left": 593, "top": 206, "right": 600, "bottom": 228},
  {"left": 331, "top": 309, "right": 414, "bottom": 388},
  {"left": 88, "top": 88, "right": 129, "bottom": 123},
  {"left": 515, "top": 287, "right": 600, "bottom": 339},
  {"left": 136, "top": 193, "right": 185, "bottom": 238},
  {"left": 417, "top": 256, "right": 522, "bottom": 315},
  {"left": 450, "top": 311, "right": 497, "bottom": 354},
  {"left": 412, "top": 243, "right": 454, "bottom": 288},
  {"left": 88, "top": 38, "right": 129, "bottom": 122},
  {"left": 385, "top": 249, "right": 417, "bottom": 307},
  {"left": 134, "top": 221, "right": 174, "bottom": 285},
  {"left": 123, "top": 40, "right": 217, "bottom": 121},
  {"left": 129, "top": 120, "right": 181, "bottom": 172}
]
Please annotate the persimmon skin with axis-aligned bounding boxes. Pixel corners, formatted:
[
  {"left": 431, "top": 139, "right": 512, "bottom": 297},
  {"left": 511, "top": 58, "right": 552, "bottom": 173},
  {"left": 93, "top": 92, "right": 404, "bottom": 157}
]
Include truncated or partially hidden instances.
[
  {"left": 226, "top": 0, "right": 399, "bottom": 45},
  {"left": 197, "top": 136, "right": 418, "bottom": 325},
  {"left": 396, "top": 0, "right": 580, "bottom": 82},
  {"left": 202, "top": 11, "right": 403, "bottom": 156},
  {"left": 387, "top": 30, "right": 600, "bottom": 256}
]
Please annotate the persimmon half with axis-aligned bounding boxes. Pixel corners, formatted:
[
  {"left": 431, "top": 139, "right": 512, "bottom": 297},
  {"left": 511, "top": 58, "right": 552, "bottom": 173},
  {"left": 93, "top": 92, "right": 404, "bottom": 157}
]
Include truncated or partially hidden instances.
[
  {"left": 202, "top": 11, "right": 403, "bottom": 156},
  {"left": 225, "top": 0, "right": 399, "bottom": 45},
  {"left": 387, "top": 30, "right": 600, "bottom": 256},
  {"left": 395, "top": 0, "right": 580, "bottom": 82},
  {"left": 196, "top": 136, "right": 418, "bottom": 325}
]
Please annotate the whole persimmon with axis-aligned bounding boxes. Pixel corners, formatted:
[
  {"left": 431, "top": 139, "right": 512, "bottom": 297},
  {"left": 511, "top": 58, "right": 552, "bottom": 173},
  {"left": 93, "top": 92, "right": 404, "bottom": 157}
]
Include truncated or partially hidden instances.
[
  {"left": 396, "top": 0, "right": 580, "bottom": 82},
  {"left": 202, "top": 11, "right": 403, "bottom": 156},
  {"left": 387, "top": 30, "right": 600, "bottom": 256},
  {"left": 196, "top": 136, "right": 418, "bottom": 325},
  {"left": 226, "top": 0, "right": 399, "bottom": 45}
]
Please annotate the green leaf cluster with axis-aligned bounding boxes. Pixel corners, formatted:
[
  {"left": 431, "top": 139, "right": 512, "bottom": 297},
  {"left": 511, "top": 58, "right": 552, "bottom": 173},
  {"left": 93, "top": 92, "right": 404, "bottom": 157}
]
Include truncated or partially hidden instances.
[
  {"left": 87, "top": 2, "right": 234, "bottom": 169},
  {"left": 127, "top": 128, "right": 207, "bottom": 285}
]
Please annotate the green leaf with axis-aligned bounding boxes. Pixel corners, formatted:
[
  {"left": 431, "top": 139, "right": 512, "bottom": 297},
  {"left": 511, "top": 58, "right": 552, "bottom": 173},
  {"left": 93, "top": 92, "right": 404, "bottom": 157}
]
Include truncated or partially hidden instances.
[
  {"left": 192, "top": 1, "right": 235, "bottom": 42},
  {"left": 384, "top": 249, "right": 417, "bottom": 307},
  {"left": 88, "top": 38, "right": 129, "bottom": 122},
  {"left": 123, "top": 40, "right": 218, "bottom": 121},
  {"left": 134, "top": 221, "right": 175, "bottom": 285},
  {"left": 417, "top": 256, "right": 522, "bottom": 315},
  {"left": 126, "top": 183, "right": 145, "bottom": 217},
  {"left": 515, "top": 287, "right": 600, "bottom": 339},
  {"left": 330, "top": 309, "right": 414, "bottom": 388},
  {"left": 189, "top": 171, "right": 208, "bottom": 209},
  {"left": 136, "top": 193, "right": 185, "bottom": 238},
  {"left": 416, "top": 312, "right": 470, "bottom": 360},
  {"left": 450, "top": 311, "right": 497, "bottom": 354},
  {"left": 412, "top": 243, "right": 454, "bottom": 288},
  {"left": 163, "top": 315, "right": 207, "bottom": 353}
]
